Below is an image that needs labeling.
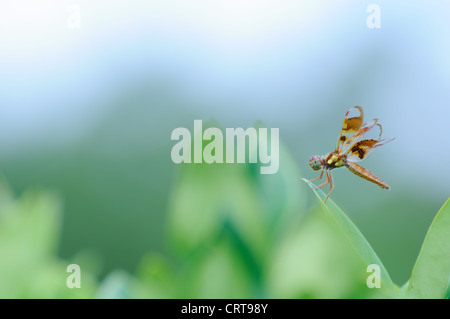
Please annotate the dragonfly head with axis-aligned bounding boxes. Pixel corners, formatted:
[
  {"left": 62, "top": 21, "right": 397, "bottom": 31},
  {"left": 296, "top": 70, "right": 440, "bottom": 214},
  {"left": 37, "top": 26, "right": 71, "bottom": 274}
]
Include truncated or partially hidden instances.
[{"left": 309, "top": 155, "right": 323, "bottom": 171}]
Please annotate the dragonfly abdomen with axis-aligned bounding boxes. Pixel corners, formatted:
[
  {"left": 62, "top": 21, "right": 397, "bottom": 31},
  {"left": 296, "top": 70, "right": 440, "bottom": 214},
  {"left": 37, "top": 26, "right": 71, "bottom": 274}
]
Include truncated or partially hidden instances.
[{"left": 345, "top": 162, "right": 390, "bottom": 189}]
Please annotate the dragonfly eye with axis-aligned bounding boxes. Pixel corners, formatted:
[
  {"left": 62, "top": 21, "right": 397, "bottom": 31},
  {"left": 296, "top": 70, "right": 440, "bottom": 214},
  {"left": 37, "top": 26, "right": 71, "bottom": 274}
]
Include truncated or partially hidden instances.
[{"left": 309, "top": 156, "right": 322, "bottom": 170}]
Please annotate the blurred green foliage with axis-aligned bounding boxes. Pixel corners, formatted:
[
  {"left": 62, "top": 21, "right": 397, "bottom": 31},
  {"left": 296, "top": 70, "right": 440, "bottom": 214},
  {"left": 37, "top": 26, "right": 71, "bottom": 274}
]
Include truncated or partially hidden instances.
[
  {"left": 0, "top": 179, "right": 97, "bottom": 298},
  {"left": 1, "top": 85, "right": 445, "bottom": 291},
  {"left": 407, "top": 198, "right": 450, "bottom": 298},
  {"left": 0, "top": 138, "right": 448, "bottom": 298},
  {"left": 98, "top": 142, "right": 449, "bottom": 299}
]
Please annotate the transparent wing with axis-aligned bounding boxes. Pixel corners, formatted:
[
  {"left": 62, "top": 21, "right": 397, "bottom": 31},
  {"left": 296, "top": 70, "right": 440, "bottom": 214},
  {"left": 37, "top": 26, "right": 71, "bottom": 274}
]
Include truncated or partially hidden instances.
[
  {"left": 342, "top": 119, "right": 379, "bottom": 154},
  {"left": 335, "top": 106, "right": 364, "bottom": 152},
  {"left": 345, "top": 123, "right": 394, "bottom": 162}
]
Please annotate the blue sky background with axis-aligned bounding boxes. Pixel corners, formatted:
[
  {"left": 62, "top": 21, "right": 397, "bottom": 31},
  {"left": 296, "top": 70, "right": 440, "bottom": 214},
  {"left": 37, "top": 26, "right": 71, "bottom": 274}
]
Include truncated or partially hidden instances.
[{"left": 1, "top": 1, "right": 449, "bottom": 193}]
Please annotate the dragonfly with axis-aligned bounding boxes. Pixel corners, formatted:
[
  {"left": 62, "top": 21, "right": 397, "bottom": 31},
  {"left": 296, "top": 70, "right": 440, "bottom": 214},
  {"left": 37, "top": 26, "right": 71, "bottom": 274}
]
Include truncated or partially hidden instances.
[{"left": 307, "top": 106, "right": 394, "bottom": 203}]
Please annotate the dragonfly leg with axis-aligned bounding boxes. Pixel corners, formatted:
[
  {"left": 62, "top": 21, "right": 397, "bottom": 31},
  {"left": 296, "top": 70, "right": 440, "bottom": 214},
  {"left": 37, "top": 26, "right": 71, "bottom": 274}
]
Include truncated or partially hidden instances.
[
  {"left": 323, "top": 171, "right": 335, "bottom": 203},
  {"left": 308, "top": 168, "right": 324, "bottom": 183},
  {"left": 313, "top": 170, "right": 330, "bottom": 189}
]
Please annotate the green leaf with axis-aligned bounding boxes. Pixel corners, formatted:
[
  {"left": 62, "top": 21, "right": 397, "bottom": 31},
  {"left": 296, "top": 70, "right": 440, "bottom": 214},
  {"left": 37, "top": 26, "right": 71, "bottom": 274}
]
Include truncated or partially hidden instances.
[
  {"left": 302, "top": 179, "right": 396, "bottom": 293},
  {"left": 175, "top": 235, "right": 255, "bottom": 298},
  {"left": 397, "top": 280, "right": 410, "bottom": 297},
  {"left": 444, "top": 275, "right": 450, "bottom": 299},
  {"left": 266, "top": 207, "right": 379, "bottom": 298},
  {"left": 167, "top": 163, "right": 267, "bottom": 258},
  {"left": 167, "top": 136, "right": 304, "bottom": 261},
  {"left": 408, "top": 197, "right": 450, "bottom": 299},
  {"left": 0, "top": 178, "right": 97, "bottom": 298}
]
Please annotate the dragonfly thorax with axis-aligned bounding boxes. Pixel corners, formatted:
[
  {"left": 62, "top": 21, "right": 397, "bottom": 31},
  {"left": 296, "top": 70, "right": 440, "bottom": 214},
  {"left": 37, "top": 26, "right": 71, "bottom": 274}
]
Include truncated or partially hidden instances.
[{"left": 324, "top": 152, "right": 346, "bottom": 169}]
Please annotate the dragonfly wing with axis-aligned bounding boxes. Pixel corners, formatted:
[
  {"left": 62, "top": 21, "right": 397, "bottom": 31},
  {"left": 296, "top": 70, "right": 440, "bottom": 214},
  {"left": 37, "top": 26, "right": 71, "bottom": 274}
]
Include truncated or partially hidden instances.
[{"left": 336, "top": 106, "right": 364, "bottom": 152}]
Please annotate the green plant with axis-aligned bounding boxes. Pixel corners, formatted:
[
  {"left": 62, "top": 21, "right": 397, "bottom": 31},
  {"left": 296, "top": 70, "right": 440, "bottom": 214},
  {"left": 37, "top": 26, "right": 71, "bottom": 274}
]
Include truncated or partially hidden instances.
[
  {"left": 0, "top": 179, "right": 97, "bottom": 298},
  {"left": 1, "top": 139, "right": 448, "bottom": 299},
  {"left": 121, "top": 140, "right": 450, "bottom": 299},
  {"left": 124, "top": 145, "right": 449, "bottom": 299},
  {"left": 304, "top": 179, "right": 450, "bottom": 299}
]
